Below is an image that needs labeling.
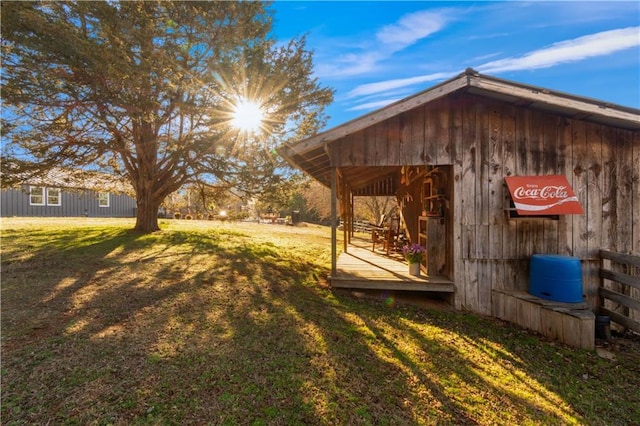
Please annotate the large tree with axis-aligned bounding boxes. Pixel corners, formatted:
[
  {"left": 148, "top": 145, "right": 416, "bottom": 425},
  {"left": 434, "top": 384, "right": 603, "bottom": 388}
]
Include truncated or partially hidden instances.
[{"left": 1, "top": 1, "right": 332, "bottom": 232}]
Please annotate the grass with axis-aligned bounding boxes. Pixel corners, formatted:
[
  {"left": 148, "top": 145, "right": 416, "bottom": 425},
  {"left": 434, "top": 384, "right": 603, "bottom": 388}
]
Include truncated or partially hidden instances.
[{"left": 1, "top": 217, "right": 639, "bottom": 425}]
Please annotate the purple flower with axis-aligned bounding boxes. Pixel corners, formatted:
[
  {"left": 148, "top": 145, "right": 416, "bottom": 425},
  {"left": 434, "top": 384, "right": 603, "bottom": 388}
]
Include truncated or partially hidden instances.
[{"left": 402, "top": 243, "right": 425, "bottom": 263}]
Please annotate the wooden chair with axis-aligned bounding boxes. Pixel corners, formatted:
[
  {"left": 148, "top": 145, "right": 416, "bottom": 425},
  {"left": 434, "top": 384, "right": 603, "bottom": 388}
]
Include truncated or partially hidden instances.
[
  {"left": 383, "top": 216, "right": 401, "bottom": 255},
  {"left": 372, "top": 214, "right": 403, "bottom": 255},
  {"left": 371, "top": 214, "right": 387, "bottom": 252}
]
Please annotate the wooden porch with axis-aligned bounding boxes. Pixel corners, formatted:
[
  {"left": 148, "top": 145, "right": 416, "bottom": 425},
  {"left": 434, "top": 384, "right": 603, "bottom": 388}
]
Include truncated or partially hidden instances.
[{"left": 329, "top": 237, "right": 455, "bottom": 294}]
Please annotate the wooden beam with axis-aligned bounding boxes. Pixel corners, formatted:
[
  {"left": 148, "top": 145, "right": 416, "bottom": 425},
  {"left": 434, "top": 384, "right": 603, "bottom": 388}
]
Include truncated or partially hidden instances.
[
  {"left": 599, "top": 287, "right": 640, "bottom": 312},
  {"left": 600, "top": 268, "right": 640, "bottom": 291},
  {"left": 600, "top": 307, "right": 640, "bottom": 334},
  {"left": 600, "top": 249, "right": 640, "bottom": 268}
]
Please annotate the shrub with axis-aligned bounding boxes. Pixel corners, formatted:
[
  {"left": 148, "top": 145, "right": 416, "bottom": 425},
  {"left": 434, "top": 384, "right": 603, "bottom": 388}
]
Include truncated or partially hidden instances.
[
  {"left": 227, "top": 211, "right": 250, "bottom": 221},
  {"left": 185, "top": 214, "right": 193, "bottom": 220},
  {"left": 174, "top": 212, "right": 182, "bottom": 219}
]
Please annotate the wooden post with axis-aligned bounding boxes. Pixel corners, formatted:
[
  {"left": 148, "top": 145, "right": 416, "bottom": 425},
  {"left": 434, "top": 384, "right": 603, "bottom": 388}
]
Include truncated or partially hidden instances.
[
  {"left": 331, "top": 166, "right": 337, "bottom": 277},
  {"left": 343, "top": 179, "right": 348, "bottom": 253},
  {"left": 350, "top": 192, "right": 354, "bottom": 242}
]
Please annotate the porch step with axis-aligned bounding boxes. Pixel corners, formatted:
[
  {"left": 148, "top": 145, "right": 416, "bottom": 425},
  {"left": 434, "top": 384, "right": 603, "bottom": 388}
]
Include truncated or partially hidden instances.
[{"left": 330, "top": 275, "right": 455, "bottom": 292}]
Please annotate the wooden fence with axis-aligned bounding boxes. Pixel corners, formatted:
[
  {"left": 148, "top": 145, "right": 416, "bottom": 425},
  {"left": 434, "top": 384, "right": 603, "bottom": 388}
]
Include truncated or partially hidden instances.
[{"left": 599, "top": 250, "right": 640, "bottom": 333}]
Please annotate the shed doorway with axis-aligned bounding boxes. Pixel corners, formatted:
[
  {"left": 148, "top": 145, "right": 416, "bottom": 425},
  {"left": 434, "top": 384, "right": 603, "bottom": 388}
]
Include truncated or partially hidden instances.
[{"left": 397, "top": 165, "right": 453, "bottom": 279}]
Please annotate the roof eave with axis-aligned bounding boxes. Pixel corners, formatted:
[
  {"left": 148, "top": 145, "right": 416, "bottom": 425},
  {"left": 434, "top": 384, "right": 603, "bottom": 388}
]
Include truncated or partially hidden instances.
[
  {"left": 281, "top": 71, "right": 471, "bottom": 159},
  {"left": 466, "top": 73, "right": 640, "bottom": 130},
  {"left": 282, "top": 69, "right": 640, "bottom": 161}
]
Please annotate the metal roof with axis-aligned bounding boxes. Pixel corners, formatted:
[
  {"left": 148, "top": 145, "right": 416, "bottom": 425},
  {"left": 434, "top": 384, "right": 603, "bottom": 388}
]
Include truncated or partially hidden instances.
[
  {"left": 280, "top": 69, "right": 640, "bottom": 190},
  {"left": 14, "top": 167, "right": 133, "bottom": 194}
]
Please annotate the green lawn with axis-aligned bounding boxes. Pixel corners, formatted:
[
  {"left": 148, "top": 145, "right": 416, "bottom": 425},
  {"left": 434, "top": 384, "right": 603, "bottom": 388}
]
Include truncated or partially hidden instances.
[{"left": 1, "top": 218, "right": 638, "bottom": 425}]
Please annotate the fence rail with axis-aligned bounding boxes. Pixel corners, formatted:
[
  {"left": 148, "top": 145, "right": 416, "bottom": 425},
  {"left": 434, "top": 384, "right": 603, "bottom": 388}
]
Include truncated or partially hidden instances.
[{"left": 599, "top": 250, "right": 640, "bottom": 333}]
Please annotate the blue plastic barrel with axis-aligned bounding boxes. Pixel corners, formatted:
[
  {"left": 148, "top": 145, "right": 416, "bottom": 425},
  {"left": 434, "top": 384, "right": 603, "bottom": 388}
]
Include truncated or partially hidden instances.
[{"left": 529, "top": 254, "right": 583, "bottom": 303}]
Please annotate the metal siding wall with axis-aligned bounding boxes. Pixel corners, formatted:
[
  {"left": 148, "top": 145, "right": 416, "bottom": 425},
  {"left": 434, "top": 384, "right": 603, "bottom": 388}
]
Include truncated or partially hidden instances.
[
  {"left": 81, "top": 190, "right": 136, "bottom": 217},
  {"left": 0, "top": 188, "right": 24, "bottom": 216},
  {"left": 17, "top": 186, "right": 29, "bottom": 216},
  {"left": 80, "top": 190, "right": 97, "bottom": 217},
  {"left": 111, "top": 193, "right": 137, "bottom": 217},
  {"left": 1, "top": 189, "right": 11, "bottom": 216},
  {"left": 61, "top": 191, "right": 79, "bottom": 216},
  {"left": 1, "top": 186, "right": 136, "bottom": 218},
  {"left": 1, "top": 186, "right": 47, "bottom": 217}
]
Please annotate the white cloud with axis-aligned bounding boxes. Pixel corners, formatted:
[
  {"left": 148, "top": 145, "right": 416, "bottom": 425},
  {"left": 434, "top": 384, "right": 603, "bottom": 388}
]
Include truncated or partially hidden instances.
[
  {"left": 347, "top": 98, "right": 403, "bottom": 111},
  {"left": 350, "top": 87, "right": 416, "bottom": 104},
  {"left": 344, "top": 26, "right": 639, "bottom": 106},
  {"left": 478, "top": 27, "right": 640, "bottom": 73},
  {"left": 316, "top": 9, "right": 449, "bottom": 78},
  {"left": 376, "top": 11, "right": 446, "bottom": 53},
  {"left": 347, "top": 71, "right": 456, "bottom": 98},
  {"left": 315, "top": 52, "right": 381, "bottom": 78}
]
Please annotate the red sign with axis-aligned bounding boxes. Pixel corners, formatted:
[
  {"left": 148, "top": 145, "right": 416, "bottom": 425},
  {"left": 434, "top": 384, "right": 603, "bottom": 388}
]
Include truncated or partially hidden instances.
[{"left": 505, "top": 175, "right": 584, "bottom": 215}]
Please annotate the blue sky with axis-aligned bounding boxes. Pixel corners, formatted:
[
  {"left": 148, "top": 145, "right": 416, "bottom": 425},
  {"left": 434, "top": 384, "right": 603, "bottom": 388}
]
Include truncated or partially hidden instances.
[{"left": 271, "top": 1, "right": 640, "bottom": 129}]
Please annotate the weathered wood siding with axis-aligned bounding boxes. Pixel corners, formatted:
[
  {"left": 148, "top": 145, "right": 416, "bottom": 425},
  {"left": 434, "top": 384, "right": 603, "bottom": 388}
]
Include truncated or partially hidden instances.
[
  {"left": 332, "top": 93, "right": 639, "bottom": 315},
  {"left": 1, "top": 186, "right": 136, "bottom": 218}
]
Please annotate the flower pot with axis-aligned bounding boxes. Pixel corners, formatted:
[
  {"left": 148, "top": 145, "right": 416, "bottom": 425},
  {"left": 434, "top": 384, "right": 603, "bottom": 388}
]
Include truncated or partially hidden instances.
[{"left": 409, "top": 262, "right": 421, "bottom": 277}]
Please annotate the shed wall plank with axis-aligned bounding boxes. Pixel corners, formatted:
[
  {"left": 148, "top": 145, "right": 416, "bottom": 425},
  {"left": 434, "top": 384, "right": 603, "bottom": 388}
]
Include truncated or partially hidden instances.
[
  {"left": 435, "top": 98, "right": 452, "bottom": 164},
  {"left": 572, "top": 120, "right": 589, "bottom": 259},
  {"left": 633, "top": 131, "right": 640, "bottom": 255},
  {"left": 463, "top": 259, "right": 479, "bottom": 311},
  {"left": 386, "top": 115, "right": 401, "bottom": 166},
  {"left": 585, "top": 123, "right": 603, "bottom": 258},
  {"left": 409, "top": 107, "right": 426, "bottom": 163},
  {"left": 489, "top": 105, "right": 504, "bottom": 262},
  {"left": 557, "top": 118, "right": 573, "bottom": 256},
  {"left": 601, "top": 126, "right": 616, "bottom": 253},
  {"left": 424, "top": 102, "right": 437, "bottom": 164}
]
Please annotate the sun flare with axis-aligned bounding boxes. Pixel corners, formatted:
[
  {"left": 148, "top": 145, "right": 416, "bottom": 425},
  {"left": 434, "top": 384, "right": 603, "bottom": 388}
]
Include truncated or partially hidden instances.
[{"left": 231, "top": 99, "right": 264, "bottom": 133}]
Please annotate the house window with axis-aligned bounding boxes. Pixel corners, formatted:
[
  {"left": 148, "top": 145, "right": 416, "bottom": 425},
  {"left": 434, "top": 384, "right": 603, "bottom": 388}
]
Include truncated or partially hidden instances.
[
  {"left": 47, "top": 188, "right": 61, "bottom": 206},
  {"left": 30, "top": 186, "right": 45, "bottom": 205},
  {"left": 98, "top": 192, "right": 110, "bottom": 207}
]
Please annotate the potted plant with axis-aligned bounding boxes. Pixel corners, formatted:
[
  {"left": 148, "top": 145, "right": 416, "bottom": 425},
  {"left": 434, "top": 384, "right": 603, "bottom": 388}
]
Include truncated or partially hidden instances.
[{"left": 402, "top": 243, "right": 425, "bottom": 276}]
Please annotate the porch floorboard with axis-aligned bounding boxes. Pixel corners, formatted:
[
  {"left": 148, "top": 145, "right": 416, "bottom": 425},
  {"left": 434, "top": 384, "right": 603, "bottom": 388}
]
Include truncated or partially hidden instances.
[{"left": 330, "top": 243, "right": 454, "bottom": 293}]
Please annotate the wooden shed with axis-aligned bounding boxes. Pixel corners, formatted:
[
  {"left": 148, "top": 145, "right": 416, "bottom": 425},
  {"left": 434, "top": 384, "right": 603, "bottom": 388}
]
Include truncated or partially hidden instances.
[{"left": 280, "top": 69, "right": 640, "bottom": 334}]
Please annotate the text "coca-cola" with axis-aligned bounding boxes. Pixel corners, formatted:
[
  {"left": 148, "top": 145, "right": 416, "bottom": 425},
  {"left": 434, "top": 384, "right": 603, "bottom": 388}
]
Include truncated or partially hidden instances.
[{"left": 513, "top": 185, "right": 569, "bottom": 200}]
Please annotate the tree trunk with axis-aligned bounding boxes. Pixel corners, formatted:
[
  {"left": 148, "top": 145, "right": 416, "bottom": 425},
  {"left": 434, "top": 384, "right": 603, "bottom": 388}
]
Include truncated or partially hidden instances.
[{"left": 134, "top": 192, "right": 161, "bottom": 233}]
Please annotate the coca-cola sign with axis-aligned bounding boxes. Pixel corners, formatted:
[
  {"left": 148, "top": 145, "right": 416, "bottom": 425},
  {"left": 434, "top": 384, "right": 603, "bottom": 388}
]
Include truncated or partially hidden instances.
[{"left": 505, "top": 175, "right": 584, "bottom": 215}]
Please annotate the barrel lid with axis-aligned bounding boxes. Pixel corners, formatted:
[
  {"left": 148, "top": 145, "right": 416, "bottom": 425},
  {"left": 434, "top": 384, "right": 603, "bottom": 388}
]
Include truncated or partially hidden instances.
[{"left": 532, "top": 254, "right": 580, "bottom": 262}]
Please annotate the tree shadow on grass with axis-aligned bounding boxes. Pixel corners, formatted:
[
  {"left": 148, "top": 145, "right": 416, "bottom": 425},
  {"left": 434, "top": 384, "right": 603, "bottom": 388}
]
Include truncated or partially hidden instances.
[{"left": 2, "top": 224, "right": 639, "bottom": 424}]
